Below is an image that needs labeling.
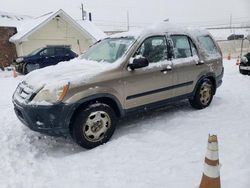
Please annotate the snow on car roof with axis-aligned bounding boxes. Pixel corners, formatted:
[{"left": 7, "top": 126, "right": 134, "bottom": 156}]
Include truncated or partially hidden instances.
[
  {"left": 109, "top": 22, "right": 210, "bottom": 40},
  {"left": 110, "top": 29, "right": 143, "bottom": 39}
]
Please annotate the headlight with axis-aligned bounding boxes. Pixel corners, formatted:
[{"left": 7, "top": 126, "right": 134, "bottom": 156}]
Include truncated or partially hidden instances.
[
  {"left": 32, "top": 83, "right": 70, "bottom": 104},
  {"left": 241, "top": 56, "right": 248, "bottom": 64},
  {"left": 16, "top": 57, "right": 24, "bottom": 63}
]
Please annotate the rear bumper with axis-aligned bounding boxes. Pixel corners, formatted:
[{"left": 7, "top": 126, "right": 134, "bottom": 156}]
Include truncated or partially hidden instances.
[
  {"left": 216, "top": 67, "right": 224, "bottom": 88},
  {"left": 13, "top": 99, "right": 75, "bottom": 136}
]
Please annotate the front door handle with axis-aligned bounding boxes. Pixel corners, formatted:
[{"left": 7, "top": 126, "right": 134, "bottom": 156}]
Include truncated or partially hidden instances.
[{"left": 161, "top": 65, "right": 172, "bottom": 74}]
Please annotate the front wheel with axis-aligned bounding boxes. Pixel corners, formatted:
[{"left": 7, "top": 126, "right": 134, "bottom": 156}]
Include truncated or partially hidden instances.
[
  {"left": 25, "top": 63, "right": 40, "bottom": 74},
  {"left": 71, "top": 103, "right": 117, "bottom": 149},
  {"left": 239, "top": 69, "right": 248, "bottom": 75},
  {"left": 189, "top": 79, "right": 214, "bottom": 109}
]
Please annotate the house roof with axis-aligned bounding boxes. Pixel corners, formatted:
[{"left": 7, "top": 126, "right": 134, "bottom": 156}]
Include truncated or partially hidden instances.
[
  {"left": 76, "top": 20, "right": 107, "bottom": 41},
  {"left": 8, "top": 9, "right": 106, "bottom": 43}
]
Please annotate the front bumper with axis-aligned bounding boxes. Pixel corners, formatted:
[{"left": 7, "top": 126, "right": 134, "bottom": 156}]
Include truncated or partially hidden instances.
[
  {"left": 13, "top": 62, "right": 24, "bottom": 74},
  {"left": 13, "top": 99, "right": 76, "bottom": 136},
  {"left": 239, "top": 65, "right": 250, "bottom": 71}
]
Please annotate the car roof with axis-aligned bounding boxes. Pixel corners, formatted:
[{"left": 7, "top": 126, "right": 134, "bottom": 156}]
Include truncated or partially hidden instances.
[{"left": 110, "top": 22, "right": 210, "bottom": 40}]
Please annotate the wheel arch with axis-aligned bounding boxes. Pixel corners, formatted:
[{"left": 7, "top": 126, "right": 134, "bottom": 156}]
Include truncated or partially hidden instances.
[
  {"left": 69, "top": 94, "right": 124, "bottom": 131},
  {"left": 193, "top": 73, "right": 217, "bottom": 96}
]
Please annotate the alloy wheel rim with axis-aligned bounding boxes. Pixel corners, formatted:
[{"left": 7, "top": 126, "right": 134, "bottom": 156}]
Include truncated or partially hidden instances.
[
  {"left": 199, "top": 82, "right": 212, "bottom": 106},
  {"left": 83, "top": 111, "right": 111, "bottom": 142}
]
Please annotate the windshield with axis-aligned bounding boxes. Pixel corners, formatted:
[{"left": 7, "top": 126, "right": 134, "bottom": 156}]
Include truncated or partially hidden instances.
[
  {"left": 28, "top": 48, "right": 43, "bottom": 56},
  {"left": 80, "top": 37, "right": 135, "bottom": 63}
]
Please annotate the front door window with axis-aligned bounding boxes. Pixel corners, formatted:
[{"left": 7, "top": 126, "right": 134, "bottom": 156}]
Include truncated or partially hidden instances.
[{"left": 135, "top": 36, "right": 168, "bottom": 63}]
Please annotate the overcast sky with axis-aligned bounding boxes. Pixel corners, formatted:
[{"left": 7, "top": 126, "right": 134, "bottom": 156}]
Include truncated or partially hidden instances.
[{"left": 1, "top": 0, "right": 250, "bottom": 30}]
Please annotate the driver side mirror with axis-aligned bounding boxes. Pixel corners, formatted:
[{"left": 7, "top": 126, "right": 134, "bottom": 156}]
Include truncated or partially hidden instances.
[
  {"left": 128, "top": 57, "right": 149, "bottom": 70},
  {"left": 241, "top": 56, "right": 248, "bottom": 63}
]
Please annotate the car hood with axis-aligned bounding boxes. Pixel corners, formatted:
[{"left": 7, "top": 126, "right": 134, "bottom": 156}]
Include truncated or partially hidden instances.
[
  {"left": 16, "top": 55, "right": 36, "bottom": 63},
  {"left": 23, "top": 58, "right": 117, "bottom": 91}
]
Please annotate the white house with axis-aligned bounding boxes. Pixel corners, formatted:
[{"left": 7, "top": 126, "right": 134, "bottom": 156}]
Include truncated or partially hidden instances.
[{"left": 7, "top": 9, "right": 106, "bottom": 56}]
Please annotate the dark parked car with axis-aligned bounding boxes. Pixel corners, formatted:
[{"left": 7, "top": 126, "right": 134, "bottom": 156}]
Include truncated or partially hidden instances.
[
  {"left": 239, "top": 52, "right": 250, "bottom": 75},
  {"left": 227, "top": 34, "right": 244, "bottom": 40},
  {"left": 14, "top": 46, "right": 78, "bottom": 74}
]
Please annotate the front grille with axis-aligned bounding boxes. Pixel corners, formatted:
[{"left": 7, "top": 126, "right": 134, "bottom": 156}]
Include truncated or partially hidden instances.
[{"left": 14, "top": 81, "right": 34, "bottom": 102}]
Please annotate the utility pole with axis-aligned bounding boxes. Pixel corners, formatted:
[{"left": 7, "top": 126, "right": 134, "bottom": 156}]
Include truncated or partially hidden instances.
[
  {"left": 230, "top": 14, "right": 232, "bottom": 33},
  {"left": 127, "top": 10, "right": 130, "bottom": 31},
  {"left": 81, "top": 3, "right": 86, "bottom": 20}
]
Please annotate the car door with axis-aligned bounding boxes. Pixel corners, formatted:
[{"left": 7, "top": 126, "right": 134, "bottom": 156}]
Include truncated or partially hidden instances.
[
  {"left": 123, "top": 36, "right": 174, "bottom": 110},
  {"left": 65, "top": 49, "right": 75, "bottom": 61},
  {"left": 40, "top": 48, "right": 56, "bottom": 67},
  {"left": 169, "top": 35, "right": 203, "bottom": 97},
  {"left": 55, "top": 47, "right": 66, "bottom": 63}
]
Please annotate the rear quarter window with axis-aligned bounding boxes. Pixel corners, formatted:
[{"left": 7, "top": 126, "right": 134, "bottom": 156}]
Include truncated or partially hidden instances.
[
  {"left": 55, "top": 48, "right": 65, "bottom": 55},
  {"left": 170, "top": 35, "right": 198, "bottom": 59},
  {"left": 198, "top": 35, "right": 220, "bottom": 56}
]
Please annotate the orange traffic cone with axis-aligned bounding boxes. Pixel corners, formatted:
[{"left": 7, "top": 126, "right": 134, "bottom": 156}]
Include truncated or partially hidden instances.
[
  {"left": 199, "top": 135, "right": 221, "bottom": 188},
  {"left": 227, "top": 53, "right": 231, "bottom": 60},
  {"left": 13, "top": 68, "right": 17, "bottom": 78},
  {"left": 236, "top": 56, "right": 240, "bottom": 65}
]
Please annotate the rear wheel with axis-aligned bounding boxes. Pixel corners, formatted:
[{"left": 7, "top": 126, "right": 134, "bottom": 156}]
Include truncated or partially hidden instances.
[
  {"left": 189, "top": 79, "right": 214, "bottom": 109},
  {"left": 71, "top": 103, "right": 117, "bottom": 149}
]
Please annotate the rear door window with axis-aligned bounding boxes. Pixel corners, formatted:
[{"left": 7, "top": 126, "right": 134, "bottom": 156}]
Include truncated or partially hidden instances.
[
  {"left": 198, "top": 35, "right": 220, "bottom": 55},
  {"left": 40, "top": 48, "right": 54, "bottom": 56},
  {"left": 170, "top": 35, "right": 197, "bottom": 59},
  {"left": 55, "top": 48, "right": 66, "bottom": 56}
]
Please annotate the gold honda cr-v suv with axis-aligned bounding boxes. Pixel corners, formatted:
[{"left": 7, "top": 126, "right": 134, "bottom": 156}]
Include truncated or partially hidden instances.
[{"left": 13, "top": 22, "right": 224, "bottom": 149}]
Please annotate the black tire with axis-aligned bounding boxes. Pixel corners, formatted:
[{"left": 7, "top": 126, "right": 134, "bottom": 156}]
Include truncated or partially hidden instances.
[
  {"left": 189, "top": 78, "right": 214, "bottom": 109},
  {"left": 239, "top": 69, "right": 248, "bottom": 75},
  {"left": 23, "top": 63, "right": 28, "bottom": 75},
  {"left": 71, "top": 103, "right": 117, "bottom": 149}
]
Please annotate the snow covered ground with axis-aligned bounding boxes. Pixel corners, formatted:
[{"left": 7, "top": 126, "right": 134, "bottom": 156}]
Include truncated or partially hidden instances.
[{"left": 0, "top": 59, "right": 250, "bottom": 188}]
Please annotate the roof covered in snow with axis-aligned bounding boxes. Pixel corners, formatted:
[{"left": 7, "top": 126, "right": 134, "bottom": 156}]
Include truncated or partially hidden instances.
[
  {"left": 2, "top": 9, "right": 106, "bottom": 43},
  {"left": 0, "top": 11, "right": 32, "bottom": 28},
  {"left": 76, "top": 20, "right": 107, "bottom": 41},
  {"left": 110, "top": 22, "right": 210, "bottom": 40}
]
